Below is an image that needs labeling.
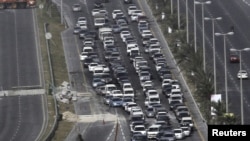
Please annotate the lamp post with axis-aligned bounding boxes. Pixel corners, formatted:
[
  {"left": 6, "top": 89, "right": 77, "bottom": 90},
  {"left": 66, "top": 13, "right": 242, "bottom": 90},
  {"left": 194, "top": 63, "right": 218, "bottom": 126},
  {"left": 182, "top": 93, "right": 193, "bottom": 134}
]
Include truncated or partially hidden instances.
[
  {"left": 61, "top": 0, "right": 63, "bottom": 24},
  {"left": 177, "top": 0, "right": 180, "bottom": 29},
  {"left": 186, "top": 0, "right": 189, "bottom": 43},
  {"left": 171, "top": 0, "right": 173, "bottom": 14},
  {"left": 230, "top": 48, "right": 250, "bottom": 125},
  {"left": 195, "top": 1, "right": 211, "bottom": 72},
  {"left": 204, "top": 17, "right": 222, "bottom": 95},
  {"left": 215, "top": 31, "right": 234, "bottom": 113}
]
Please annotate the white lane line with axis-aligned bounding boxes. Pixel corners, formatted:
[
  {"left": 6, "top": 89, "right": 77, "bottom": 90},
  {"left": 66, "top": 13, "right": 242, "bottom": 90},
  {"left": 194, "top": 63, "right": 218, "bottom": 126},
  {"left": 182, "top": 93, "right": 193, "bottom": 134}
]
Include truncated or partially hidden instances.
[
  {"left": 10, "top": 96, "right": 22, "bottom": 141},
  {"left": 32, "top": 8, "right": 43, "bottom": 87},
  {"left": 105, "top": 121, "right": 116, "bottom": 141}
]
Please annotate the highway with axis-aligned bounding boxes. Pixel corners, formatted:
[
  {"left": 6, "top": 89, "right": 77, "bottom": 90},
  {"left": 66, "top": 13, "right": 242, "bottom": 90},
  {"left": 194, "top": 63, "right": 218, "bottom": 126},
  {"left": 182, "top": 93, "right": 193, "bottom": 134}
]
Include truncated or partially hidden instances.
[
  {"left": 59, "top": 0, "right": 205, "bottom": 140},
  {"left": 178, "top": 0, "right": 250, "bottom": 124},
  {"left": 0, "top": 9, "right": 44, "bottom": 141}
]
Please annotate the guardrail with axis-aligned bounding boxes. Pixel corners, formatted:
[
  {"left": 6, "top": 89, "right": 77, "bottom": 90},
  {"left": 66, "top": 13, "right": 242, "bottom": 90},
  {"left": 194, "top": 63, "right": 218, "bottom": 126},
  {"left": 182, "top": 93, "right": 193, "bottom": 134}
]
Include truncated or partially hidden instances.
[{"left": 43, "top": 22, "right": 60, "bottom": 141}]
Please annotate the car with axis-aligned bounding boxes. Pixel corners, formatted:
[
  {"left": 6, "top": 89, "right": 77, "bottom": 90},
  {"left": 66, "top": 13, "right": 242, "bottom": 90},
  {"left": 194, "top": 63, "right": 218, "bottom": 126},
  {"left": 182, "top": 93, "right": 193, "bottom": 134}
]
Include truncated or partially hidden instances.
[
  {"left": 176, "top": 111, "right": 190, "bottom": 122},
  {"left": 112, "top": 9, "right": 123, "bottom": 19},
  {"left": 122, "top": 97, "right": 134, "bottom": 107},
  {"left": 144, "top": 106, "right": 156, "bottom": 118},
  {"left": 124, "top": 0, "right": 132, "bottom": 4},
  {"left": 94, "top": 1, "right": 103, "bottom": 8},
  {"left": 109, "top": 97, "right": 123, "bottom": 107},
  {"left": 72, "top": 4, "right": 82, "bottom": 12},
  {"left": 130, "top": 106, "right": 144, "bottom": 116},
  {"left": 237, "top": 70, "right": 248, "bottom": 79},
  {"left": 103, "top": 95, "right": 112, "bottom": 105},
  {"left": 146, "top": 89, "right": 159, "bottom": 98},
  {"left": 180, "top": 126, "right": 191, "bottom": 136},
  {"left": 131, "top": 133, "right": 147, "bottom": 141},
  {"left": 156, "top": 131, "right": 176, "bottom": 141},
  {"left": 92, "top": 9, "right": 101, "bottom": 16},
  {"left": 111, "top": 24, "right": 121, "bottom": 33},
  {"left": 229, "top": 51, "right": 240, "bottom": 63},
  {"left": 92, "top": 78, "right": 105, "bottom": 88},
  {"left": 168, "top": 94, "right": 183, "bottom": 104},
  {"left": 129, "top": 115, "right": 145, "bottom": 125},
  {"left": 110, "top": 90, "right": 123, "bottom": 97},
  {"left": 147, "top": 124, "right": 161, "bottom": 140},
  {"left": 125, "top": 102, "right": 138, "bottom": 112},
  {"left": 73, "top": 26, "right": 82, "bottom": 34},
  {"left": 123, "top": 88, "right": 135, "bottom": 97},
  {"left": 77, "top": 17, "right": 87, "bottom": 25},
  {"left": 127, "top": 5, "right": 137, "bottom": 15},
  {"left": 173, "top": 128, "right": 185, "bottom": 140},
  {"left": 131, "top": 125, "right": 147, "bottom": 135},
  {"left": 180, "top": 117, "right": 194, "bottom": 128}
]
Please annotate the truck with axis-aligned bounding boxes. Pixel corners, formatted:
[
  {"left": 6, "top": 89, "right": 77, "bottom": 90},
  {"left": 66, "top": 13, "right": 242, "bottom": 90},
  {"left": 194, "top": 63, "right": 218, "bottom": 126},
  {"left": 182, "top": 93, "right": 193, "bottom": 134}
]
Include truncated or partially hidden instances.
[
  {"left": 0, "top": 0, "right": 36, "bottom": 9},
  {"left": 98, "top": 27, "right": 113, "bottom": 41}
]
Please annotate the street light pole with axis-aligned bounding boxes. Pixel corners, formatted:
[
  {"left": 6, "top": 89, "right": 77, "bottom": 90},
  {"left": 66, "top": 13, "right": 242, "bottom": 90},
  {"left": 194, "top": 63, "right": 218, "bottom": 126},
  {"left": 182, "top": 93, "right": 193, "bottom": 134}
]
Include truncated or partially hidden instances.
[
  {"left": 215, "top": 32, "right": 234, "bottom": 113},
  {"left": 61, "top": 0, "right": 63, "bottom": 24},
  {"left": 195, "top": 1, "right": 211, "bottom": 72},
  {"left": 186, "top": 0, "right": 189, "bottom": 43},
  {"left": 230, "top": 48, "right": 250, "bottom": 125},
  {"left": 204, "top": 17, "right": 222, "bottom": 94},
  {"left": 193, "top": 1, "right": 197, "bottom": 52},
  {"left": 171, "top": 0, "right": 173, "bottom": 14},
  {"left": 177, "top": 0, "right": 180, "bottom": 29}
]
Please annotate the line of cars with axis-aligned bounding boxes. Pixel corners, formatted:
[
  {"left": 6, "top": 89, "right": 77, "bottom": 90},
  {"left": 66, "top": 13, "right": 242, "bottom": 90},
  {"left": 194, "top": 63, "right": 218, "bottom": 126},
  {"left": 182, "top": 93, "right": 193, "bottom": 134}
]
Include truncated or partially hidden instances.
[{"left": 73, "top": 1, "right": 195, "bottom": 141}]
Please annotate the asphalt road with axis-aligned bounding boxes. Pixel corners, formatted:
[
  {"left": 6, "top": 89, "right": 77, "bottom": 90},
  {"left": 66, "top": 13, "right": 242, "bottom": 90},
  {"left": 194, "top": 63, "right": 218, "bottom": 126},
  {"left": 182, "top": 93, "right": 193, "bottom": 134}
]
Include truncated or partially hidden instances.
[
  {"left": 0, "top": 9, "right": 44, "bottom": 141},
  {"left": 0, "top": 95, "right": 43, "bottom": 141},
  {"left": 60, "top": 0, "right": 204, "bottom": 141},
  {"left": 178, "top": 0, "right": 250, "bottom": 124}
]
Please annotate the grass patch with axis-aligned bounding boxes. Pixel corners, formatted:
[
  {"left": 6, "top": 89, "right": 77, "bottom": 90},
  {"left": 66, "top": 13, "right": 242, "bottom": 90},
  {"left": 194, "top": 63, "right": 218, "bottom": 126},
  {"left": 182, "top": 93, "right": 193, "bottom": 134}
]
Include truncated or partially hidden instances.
[{"left": 36, "top": 0, "right": 75, "bottom": 140}]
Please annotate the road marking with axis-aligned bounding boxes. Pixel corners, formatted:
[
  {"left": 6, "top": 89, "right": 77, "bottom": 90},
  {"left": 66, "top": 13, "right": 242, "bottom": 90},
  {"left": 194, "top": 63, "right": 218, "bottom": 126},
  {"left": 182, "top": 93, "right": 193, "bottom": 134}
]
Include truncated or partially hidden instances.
[
  {"left": 13, "top": 10, "right": 20, "bottom": 87},
  {"left": 32, "top": 7, "right": 43, "bottom": 87},
  {"left": 10, "top": 96, "right": 22, "bottom": 141}
]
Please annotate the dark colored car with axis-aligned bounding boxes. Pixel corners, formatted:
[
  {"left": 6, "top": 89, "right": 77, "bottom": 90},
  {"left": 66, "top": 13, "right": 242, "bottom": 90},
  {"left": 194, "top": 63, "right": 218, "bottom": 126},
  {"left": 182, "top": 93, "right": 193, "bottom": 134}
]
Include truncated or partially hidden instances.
[
  {"left": 230, "top": 53, "right": 240, "bottom": 63},
  {"left": 94, "top": 2, "right": 103, "bottom": 8},
  {"left": 162, "top": 84, "right": 172, "bottom": 96},
  {"left": 131, "top": 133, "right": 147, "bottom": 141}
]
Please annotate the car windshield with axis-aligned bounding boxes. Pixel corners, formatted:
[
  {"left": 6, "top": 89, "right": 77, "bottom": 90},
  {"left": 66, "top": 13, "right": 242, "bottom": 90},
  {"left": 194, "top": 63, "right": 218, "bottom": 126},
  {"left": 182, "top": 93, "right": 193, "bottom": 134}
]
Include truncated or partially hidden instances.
[
  {"left": 135, "top": 127, "right": 145, "bottom": 131},
  {"left": 112, "top": 98, "right": 121, "bottom": 101},
  {"left": 148, "top": 127, "right": 158, "bottom": 131}
]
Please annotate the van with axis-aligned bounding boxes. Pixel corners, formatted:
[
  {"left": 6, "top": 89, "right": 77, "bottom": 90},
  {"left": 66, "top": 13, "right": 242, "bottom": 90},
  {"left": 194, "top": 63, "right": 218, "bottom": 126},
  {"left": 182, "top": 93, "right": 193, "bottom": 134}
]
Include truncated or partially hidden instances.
[{"left": 180, "top": 117, "right": 194, "bottom": 128}]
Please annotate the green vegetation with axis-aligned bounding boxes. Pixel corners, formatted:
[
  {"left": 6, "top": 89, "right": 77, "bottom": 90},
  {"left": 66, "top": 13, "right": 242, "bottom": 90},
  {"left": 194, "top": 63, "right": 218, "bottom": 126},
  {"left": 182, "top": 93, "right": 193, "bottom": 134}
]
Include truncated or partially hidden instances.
[
  {"left": 36, "top": 0, "right": 75, "bottom": 140},
  {"left": 147, "top": 0, "right": 238, "bottom": 124}
]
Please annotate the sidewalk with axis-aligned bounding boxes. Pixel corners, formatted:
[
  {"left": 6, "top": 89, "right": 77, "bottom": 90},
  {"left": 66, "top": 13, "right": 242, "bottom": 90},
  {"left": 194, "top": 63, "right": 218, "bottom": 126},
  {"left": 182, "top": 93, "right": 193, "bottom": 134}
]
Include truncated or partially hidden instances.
[{"left": 137, "top": 0, "right": 208, "bottom": 140}]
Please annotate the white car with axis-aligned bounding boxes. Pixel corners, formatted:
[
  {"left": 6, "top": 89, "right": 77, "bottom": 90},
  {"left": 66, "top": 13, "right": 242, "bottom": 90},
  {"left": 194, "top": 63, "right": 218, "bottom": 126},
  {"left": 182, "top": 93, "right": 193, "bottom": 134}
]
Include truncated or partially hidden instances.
[
  {"left": 173, "top": 128, "right": 185, "bottom": 139},
  {"left": 140, "top": 30, "right": 153, "bottom": 38},
  {"left": 92, "top": 9, "right": 101, "bottom": 16},
  {"left": 88, "top": 63, "right": 99, "bottom": 72},
  {"left": 168, "top": 89, "right": 182, "bottom": 97},
  {"left": 77, "top": 23, "right": 87, "bottom": 29},
  {"left": 80, "top": 47, "right": 93, "bottom": 61},
  {"left": 77, "top": 17, "right": 87, "bottom": 25},
  {"left": 72, "top": 4, "right": 82, "bottom": 12},
  {"left": 130, "top": 13, "right": 139, "bottom": 22},
  {"left": 180, "top": 126, "right": 191, "bottom": 137},
  {"left": 168, "top": 94, "right": 183, "bottom": 104},
  {"left": 131, "top": 10, "right": 144, "bottom": 17},
  {"left": 112, "top": 9, "right": 123, "bottom": 19},
  {"left": 122, "top": 83, "right": 133, "bottom": 91},
  {"left": 237, "top": 70, "right": 248, "bottom": 79},
  {"left": 130, "top": 106, "right": 143, "bottom": 116},
  {"left": 123, "top": 88, "right": 135, "bottom": 97},
  {"left": 127, "top": 5, "right": 137, "bottom": 15},
  {"left": 131, "top": 125, "right": 147, "bottom": 135},
  {"left": 120, "top": 30, "right": 131, "bottom": 41},
  {"left": 147, "top": 124, "right": 161, "bottom": 139},
  {"left": 110, "top": 90, "right": 123, "bottom": 97},
  {"left": 124, "top": 102, "right": 138, "bottom": 112},
  {"left": 146, "top": 89, "right": 159, "bottom": 98},
  {"left": 162, "top": 79, "right": 173, "bottom": 87}
]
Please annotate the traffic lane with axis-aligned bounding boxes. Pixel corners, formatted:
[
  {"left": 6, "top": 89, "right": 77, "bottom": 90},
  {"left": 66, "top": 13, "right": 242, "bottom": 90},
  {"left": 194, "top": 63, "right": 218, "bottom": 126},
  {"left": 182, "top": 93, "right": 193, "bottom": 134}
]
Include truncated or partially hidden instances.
[
  {"left": 103, "top": 1, "right": 202, "bottom": 141},
  {"left": 0, "top": 10, "right": 18, "bottom": 90},
  {"left": 0, "top": 95, "right": 43, "bottom": 141},
  {"left": 15, "top": 9, "right": 40, "bottom": 87},
  {"left": 0, "top": 96, "right": 19, "bottom": 141}
]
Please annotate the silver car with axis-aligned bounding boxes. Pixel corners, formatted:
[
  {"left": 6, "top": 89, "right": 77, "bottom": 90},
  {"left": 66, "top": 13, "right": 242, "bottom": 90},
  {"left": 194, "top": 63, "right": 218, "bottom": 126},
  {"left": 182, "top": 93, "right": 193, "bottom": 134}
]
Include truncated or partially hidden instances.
[{"left": 144, "top": 106, "right": 155, "bottom": 118}]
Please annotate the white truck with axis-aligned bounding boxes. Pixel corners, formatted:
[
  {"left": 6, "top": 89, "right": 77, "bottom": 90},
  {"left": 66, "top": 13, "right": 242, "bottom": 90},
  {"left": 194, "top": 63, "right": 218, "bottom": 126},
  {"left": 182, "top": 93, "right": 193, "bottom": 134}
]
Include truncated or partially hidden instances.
[{"left": 98, "top": 27, "right": 113, "bottom": 41}]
